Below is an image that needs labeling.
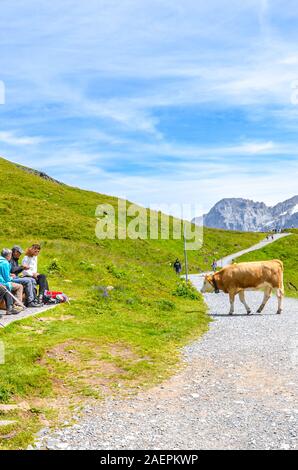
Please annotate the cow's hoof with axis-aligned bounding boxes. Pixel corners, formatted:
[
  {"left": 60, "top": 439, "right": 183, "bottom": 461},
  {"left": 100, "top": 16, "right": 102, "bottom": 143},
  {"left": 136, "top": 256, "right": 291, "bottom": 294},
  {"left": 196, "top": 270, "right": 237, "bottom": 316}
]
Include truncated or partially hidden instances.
[
  {"left": 228, "top": 312, "right": 234, "bottom": 316},
  {"left": 247, "top": 310, "right": 252, "bottom": 315},
  {"left": 276, "top": 310, "right": 282, "bottom": 315}
]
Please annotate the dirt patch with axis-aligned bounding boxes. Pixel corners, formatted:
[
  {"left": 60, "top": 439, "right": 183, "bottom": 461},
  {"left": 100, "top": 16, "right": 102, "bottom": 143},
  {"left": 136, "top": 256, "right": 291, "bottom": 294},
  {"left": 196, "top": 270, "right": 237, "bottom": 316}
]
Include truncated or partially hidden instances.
[
  {"left": 0, "top": 420, "right": 17, "bottom": 426},
  {"left": 36, "top": 315, "right": 75, "bottom": 323},
  {"left": 40, "top": 340, "right": 134, "bottom": 399},
  {"left": 33, "top": 339, "right": 153, "bottom": 434},
  {"left": 45, "top": 342, "right": 81, "bottom": 364},
  {"left": 108, "top": 343, "right": 152, "bottom": 364},
  {"left": 44, "top": 340, "right": 148, "bottom": 367},
  {"left": 21, "top": 325, "right": 45, "bottom": 334},
  {"left": 0, "top": 402, "right": 30, "bottom": 413},
  {"left": 109, "top": 343, "right": 139, "bottom": 361}
]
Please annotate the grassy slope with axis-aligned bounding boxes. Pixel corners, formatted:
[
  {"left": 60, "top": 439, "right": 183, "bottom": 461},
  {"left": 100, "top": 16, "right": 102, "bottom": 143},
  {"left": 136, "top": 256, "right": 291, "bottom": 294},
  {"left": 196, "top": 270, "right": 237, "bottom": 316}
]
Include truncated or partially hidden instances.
[
  {"left": 0, "top": 156, "right": 264, "bottom": 448},
  {"left": 237, "top": 233, "right": 298, "bottom": 298}
]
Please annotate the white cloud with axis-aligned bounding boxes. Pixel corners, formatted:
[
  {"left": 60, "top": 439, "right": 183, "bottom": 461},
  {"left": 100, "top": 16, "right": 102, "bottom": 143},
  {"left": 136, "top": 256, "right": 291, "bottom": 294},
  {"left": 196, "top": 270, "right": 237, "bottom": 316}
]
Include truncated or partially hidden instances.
[
  {"left": 58, "top": 158, "right": 298, "bottom": 217},
  {"left": 0, "top": 0, "right": 298, "bottom": 213},
  {"left": 2, "top": 1, "right": 298, "bottom": 122},
  {"left": 0, "top": 131, "right": 44, "bottom": 146},
  {"left": 0, "top": 80, "right": 5, "bottom": 104}
]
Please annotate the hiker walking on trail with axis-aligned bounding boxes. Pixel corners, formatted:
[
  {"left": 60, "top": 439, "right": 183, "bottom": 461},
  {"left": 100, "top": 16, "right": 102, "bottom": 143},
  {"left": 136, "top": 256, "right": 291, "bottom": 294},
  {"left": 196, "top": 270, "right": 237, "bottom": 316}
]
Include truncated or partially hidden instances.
[
  {"left": 22, "top": 244, "right": 49, "bottom": 304},
  {"left": 211, "top": 260, "right": 217, "bottom": 271},
  {"left": 173, "top": 259, "right": 182, "bottom": 275}
]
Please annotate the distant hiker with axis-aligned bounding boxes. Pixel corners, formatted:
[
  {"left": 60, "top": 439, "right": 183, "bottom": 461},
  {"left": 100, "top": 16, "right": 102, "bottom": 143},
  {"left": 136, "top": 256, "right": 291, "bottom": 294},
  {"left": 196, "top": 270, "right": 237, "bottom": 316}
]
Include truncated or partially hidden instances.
[
  {"left": 0, "top": 248, "right": 23, "bottom": 313},
  {"left": 211, "top": 260, "right": 217, "bottom": 271},
  {"left": 22, "top": 244, "right": 49, "bottom": 304},
  {"left": 10, "top": 245, "right": 39, "bottom": 308},
  {"left": 173, "top": 259, "right": 182, "bottom": 275}
]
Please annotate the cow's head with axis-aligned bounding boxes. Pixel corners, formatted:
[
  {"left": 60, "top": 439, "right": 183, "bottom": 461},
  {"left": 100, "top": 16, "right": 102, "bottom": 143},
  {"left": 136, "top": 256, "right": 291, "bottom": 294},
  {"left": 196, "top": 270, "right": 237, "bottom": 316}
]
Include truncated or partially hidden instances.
[{"left": 201, "top": 274, "right": 216, "bottom": 293}]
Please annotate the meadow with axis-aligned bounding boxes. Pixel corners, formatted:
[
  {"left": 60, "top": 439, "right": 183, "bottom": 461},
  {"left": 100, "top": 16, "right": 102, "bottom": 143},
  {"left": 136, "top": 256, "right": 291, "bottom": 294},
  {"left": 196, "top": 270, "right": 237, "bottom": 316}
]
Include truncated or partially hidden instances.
[
  {"left": 238, "top": 232, "right": 298, "bottom": 298},
  {"left": 0, "top": 156, "right": 265, "bottom": 448}
]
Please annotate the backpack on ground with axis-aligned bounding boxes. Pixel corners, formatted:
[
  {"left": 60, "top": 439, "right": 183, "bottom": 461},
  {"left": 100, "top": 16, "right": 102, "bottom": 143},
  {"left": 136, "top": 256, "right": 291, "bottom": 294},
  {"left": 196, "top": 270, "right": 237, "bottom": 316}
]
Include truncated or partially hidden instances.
[{"left": 43, "top": 290, "right": 69, "bottom": 304}]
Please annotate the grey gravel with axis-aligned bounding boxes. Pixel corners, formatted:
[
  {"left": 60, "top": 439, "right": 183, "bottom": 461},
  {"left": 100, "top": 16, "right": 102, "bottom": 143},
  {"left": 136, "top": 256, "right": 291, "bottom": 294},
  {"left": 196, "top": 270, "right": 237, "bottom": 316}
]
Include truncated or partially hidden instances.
[
  {"left": 33, "top": 236, "right": 298, "bottom": 450},
  {"left": 34, "top": 284, "right": 298, "bottom": 450}
]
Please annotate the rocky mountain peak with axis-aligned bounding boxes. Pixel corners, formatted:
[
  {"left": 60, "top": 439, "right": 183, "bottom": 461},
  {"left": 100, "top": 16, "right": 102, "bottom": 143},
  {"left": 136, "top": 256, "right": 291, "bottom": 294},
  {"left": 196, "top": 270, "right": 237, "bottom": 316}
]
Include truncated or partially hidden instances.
[{"left": 192, "top": 196, "right": 298, "bottom": 232}]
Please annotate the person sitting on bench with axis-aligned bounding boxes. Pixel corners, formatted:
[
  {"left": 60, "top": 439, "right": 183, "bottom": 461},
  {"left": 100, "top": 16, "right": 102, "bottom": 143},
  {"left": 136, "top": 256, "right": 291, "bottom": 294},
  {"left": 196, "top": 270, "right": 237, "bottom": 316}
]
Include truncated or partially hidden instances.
[
  {"left": 0, "top": 285, "right": 20, "bottom": 317},
  {"left": 0, "top": 249, "right": 24, "bottom": 314},
  {"left": 10, "top": 245, "right": 40, "bottom": 308},
  {"left": 22, "top": 244, "right": 49, "bottom": 304}
]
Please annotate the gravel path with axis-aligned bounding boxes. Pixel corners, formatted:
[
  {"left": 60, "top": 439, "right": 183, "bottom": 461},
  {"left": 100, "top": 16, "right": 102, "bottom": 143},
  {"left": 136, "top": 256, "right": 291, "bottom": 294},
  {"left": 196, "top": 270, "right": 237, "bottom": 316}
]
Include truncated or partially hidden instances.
[
  {"left": 33, "top": 235, "right": 298, "bottom": 450},
  {"left": 215, "top": 232, "right": 291, "bottom": 268}
]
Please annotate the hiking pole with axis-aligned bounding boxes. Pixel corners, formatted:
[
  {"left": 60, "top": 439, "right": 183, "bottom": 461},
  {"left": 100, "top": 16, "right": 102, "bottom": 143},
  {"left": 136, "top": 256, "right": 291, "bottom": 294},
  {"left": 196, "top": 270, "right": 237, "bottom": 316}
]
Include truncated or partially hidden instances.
[{"left": 3, "top": 286, "right": 25, "bottom": 309}]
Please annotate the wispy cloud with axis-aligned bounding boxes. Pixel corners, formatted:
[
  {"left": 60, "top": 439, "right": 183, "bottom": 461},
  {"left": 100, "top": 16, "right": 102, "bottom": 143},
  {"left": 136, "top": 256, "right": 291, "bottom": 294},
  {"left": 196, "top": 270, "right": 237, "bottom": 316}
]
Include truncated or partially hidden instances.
[
  {"left": 0, "top": 131, "right": 44, "bottom": 146},
  {"left": 0, "top": 0, "right": 297, "bottom": 211}
]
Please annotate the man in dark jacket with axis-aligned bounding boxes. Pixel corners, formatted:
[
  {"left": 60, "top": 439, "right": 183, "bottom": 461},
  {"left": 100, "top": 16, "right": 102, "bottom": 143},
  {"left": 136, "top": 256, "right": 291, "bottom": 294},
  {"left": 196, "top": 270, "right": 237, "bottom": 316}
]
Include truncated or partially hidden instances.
[
  {"left": 173, "top": 259, "right": 182, "bottom": 275},
  {"left": 10, "top": 246, "right": 39, "bottom": 308}
]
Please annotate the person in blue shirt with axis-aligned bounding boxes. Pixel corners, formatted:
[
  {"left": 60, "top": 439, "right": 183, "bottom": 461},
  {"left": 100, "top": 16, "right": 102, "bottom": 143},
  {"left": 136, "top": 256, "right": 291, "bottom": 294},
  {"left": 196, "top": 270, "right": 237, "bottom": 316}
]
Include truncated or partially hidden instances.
[{"left": 0, "top": 248, "right": 23, "bottom": 314}]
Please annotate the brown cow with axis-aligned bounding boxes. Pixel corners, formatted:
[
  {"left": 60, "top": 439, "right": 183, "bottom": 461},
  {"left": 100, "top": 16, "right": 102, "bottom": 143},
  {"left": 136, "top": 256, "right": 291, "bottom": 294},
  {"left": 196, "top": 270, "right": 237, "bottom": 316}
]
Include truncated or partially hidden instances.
[{"left": 201, "top": 260, "right": 284, "bottom": 315}]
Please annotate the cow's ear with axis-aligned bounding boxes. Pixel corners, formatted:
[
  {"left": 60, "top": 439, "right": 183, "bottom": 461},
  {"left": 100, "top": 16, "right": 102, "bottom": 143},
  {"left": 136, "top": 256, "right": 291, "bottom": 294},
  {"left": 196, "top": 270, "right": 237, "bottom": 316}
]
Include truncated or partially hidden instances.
[{"left": 206, "top": 275, "right": 213, "bottom": 284}]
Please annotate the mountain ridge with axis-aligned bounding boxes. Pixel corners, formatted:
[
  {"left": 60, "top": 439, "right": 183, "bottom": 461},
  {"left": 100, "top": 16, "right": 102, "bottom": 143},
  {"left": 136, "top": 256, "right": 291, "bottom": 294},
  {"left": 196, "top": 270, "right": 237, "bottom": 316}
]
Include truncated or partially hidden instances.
[{"left": 192, "top": 196, "right": 298, "bottom": 232}]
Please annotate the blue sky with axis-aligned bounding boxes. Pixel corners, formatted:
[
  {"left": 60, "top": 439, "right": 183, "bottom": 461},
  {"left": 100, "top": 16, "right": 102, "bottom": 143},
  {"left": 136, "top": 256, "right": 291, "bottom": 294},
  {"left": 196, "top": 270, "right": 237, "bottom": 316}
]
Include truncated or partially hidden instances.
[{"left": 0, "top": 0, "right": 298, "bottom": 215}]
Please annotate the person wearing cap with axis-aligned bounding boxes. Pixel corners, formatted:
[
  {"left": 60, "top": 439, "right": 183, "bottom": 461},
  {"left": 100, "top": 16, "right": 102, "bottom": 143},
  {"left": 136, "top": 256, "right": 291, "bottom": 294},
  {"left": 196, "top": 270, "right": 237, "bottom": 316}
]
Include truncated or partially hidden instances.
[
  {"left": 10, "top": 245, "right": 27, "bottom": 276},
  {"left": 10, "top": 246, "right": 39, "bottom": 308}
]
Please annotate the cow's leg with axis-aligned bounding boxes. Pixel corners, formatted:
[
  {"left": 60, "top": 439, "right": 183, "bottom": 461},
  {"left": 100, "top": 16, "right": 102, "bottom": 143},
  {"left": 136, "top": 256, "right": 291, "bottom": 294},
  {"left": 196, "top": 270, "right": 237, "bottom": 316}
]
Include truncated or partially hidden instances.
[
  {"left": 276, "top": 287, "right": 284, "bottom": 314},
  {"left": 257, "top": 287, "right": 272, "bottom": 313},
  {"left": 228, "top": 292, "right": 235, "bottom": 315},
  {"left": 238, "top": 290, "right": 251, "bottom": 315}
]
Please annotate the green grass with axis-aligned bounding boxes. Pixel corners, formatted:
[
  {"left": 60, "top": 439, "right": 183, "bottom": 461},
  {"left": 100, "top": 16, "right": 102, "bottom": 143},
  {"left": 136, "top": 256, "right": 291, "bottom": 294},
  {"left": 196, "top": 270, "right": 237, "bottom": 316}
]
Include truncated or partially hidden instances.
[
  {"left": 0, "top": 156, "right": 265, "bottom": 449},
  {"left": 237, "top": 233, "right": 298, "bottom": 298}
]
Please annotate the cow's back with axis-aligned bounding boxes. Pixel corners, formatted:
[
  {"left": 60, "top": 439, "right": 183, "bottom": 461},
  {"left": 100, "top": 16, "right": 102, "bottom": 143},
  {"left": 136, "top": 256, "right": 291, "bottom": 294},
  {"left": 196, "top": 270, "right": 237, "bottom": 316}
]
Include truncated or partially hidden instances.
[{"left": 219, "top": 260, "right": 283, "bottom": 292}]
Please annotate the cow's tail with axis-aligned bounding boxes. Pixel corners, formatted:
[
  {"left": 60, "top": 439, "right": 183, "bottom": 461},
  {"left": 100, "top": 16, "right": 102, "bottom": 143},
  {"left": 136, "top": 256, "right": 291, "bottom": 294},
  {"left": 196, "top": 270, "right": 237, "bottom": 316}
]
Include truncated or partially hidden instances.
[{"left": 274, "top": 259, "right": 284, "bottom": 295}]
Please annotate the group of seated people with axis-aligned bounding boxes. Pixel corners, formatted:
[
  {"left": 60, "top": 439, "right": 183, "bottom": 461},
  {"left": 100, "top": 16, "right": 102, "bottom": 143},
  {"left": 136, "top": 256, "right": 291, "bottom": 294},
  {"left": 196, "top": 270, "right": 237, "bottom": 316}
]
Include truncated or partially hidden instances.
[{"left": 0, "top": 244, "right": 49, "bottom": 316}]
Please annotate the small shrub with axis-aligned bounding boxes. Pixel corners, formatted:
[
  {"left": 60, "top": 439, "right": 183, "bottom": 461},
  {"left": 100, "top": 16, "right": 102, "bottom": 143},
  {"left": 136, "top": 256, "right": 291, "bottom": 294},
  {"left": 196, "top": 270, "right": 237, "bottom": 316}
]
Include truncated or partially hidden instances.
[
  {"left": 80, "top": 260, "right": 96, "bottom": 272},
  {"left": 157, "top": 299, "right": 176, "bottom": 311},
  {"left": 173, "top": 281, "right": 199, "bottom": 300},
  {"left": 0, "top": 387, "right": 12, "bottom": 403},
  {"left": 46, "top": 258, "right": 63, "bottom": 274},
  {"left": 106, "top": 264, "right": 126, "bottom": 279}
]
